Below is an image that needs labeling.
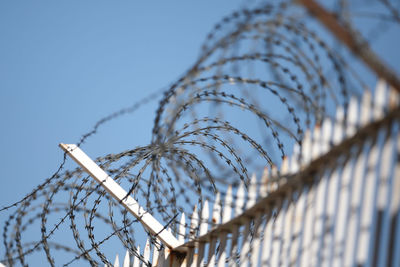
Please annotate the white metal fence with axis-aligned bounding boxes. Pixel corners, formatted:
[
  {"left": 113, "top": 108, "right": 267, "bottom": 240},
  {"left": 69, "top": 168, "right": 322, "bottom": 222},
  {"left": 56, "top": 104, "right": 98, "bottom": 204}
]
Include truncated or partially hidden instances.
[{"left": 68, "top": 80, "right": 400, "bottom": 267}]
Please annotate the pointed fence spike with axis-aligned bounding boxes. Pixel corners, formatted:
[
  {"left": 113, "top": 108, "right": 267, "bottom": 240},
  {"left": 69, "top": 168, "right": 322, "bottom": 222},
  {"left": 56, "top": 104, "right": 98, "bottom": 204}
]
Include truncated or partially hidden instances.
[
  {"left": 291, "top": 143, "right": 300, "bottom": 173},
  {"left": 189, "top": 205, "right": 199, "bottom": 239},
  {"left": 212, "top": 192, "right": 221, "bottom": 226},
  {"left": 199, "top": 200, "right": 209, "bottom": 236},
  {"left": 333, "top": 106, "right": 345, "bottom": 145},
  {"left": 293, "top": 141, "right": 300, "bottom": 156},
  {"left": 346, "top": 96, "right": 359, "bottom": 137},
  {"left": 152, "top": 246, "right": 160, "bottom": 266},
  {"left": 246, "top": 173, "right": 258, "bottom": 209},
  {"left": 235, "top": 181, "right": 245, "bottom": 216},
  {"left": 222, "top": 185, "right": 233, "bottom": 223},
  {"left": 279, "top": 156, "right": 290, "bottom": 188},
  {"left": 311, "top": 124, "right": 321, "bottom": 160},
  {"left": 290, "top": 153, "right": 299, "bottom": 174},
  {"left": 114, "top": 254, "right": 120, "bottom": 267},
  {"left": 321, "top": 117, "right": 332, "bottom": 154},
  {"left": 123, "top": 250, "right": 130, "bottom": 267},
  {"left": 260, "top": 166, "right": 269, "bottom": 197},
  {"left": 281, "top": 155, "right": 289, "bottom": 175},
  {"left": 132, "top": 245, "right": 140, "bottom": 267},
  {"left": 374, "top": 79, "right": 387, "bottom": 120},
  {"left": 301, "top": 129, "right": 312, "bottom": 165},
  {"left": 270, "top": 165, "right": 278, "bottom": 192},
  {"left": 178, "top": 212, "right": 186, "bottom": 244},
  {"left": 360, "top": 90, "right": 372, "bottom": 126},
  {"left": 143, "top": 238, "right": 151, "bottom": 264},
  {"left": 271, "top": 164, "right": 278, "bottom": 176}
]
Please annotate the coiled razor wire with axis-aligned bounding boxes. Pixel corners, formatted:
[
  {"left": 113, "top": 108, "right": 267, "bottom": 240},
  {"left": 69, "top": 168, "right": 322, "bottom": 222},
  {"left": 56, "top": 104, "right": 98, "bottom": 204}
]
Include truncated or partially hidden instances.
[{"left": 1, "top": 1, "right": 399, "bottom": 266}]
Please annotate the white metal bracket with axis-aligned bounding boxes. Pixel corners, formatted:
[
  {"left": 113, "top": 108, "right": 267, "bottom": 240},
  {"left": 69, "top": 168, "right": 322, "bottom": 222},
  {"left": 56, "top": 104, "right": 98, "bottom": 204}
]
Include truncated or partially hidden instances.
[{"left": 59, "top": 143, "right": 182, "bottom": 250}]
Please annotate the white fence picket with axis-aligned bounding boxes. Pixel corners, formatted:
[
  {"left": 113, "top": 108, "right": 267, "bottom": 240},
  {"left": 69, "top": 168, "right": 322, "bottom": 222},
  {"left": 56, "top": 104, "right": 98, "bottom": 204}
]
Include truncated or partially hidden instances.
[
  {"left": 364, "top": 129, "right": 389, "bottom": 266},
  {"left": 357, "top": 136, "right": 380, "bottom": 264},
  {"left": 132, "top": 246, "right": 140, "bottom": 267},
  {"left": 343, "top": 140, "right": 369, "bottom": 267},
  {"left": 261, "top": 206, "right": 274, "bottom": 266},
  {"left": 207, "top": 195, "right": 221, "bottom": 266},
  {"left": 301, "top": 129, "right": 312, "bottom": 166},
  {"left": 273, "top": 198, "right": 287, "bottom": 267},
  {"left": 270, "top": 165, "right": 278, "bottom": 192},
  {"left": 239, "top": 217, "right": 252, "bottom": 266},
  {"left": 360, "top": 90, "right": 372, "bottom": 126},
  {"left": 196, "top": 241, "right": 206, "bottom": 267},
  {"left": 241, "top": 176, "right": 258, "bottom": 266},
  {"left": 179, "top": 213, "right": 186, "bottom": 244},
  {"left": 291, "top": 143, "right": 300, "bottom": 173},
  {"left": 311, "top": 124, "right": 321, "bottom": 160},
  {"left": 187, "top": 205, "right": 198, "bottom": 267},
  {"left": 346, "top": 96, "right": 359, "bottom": 137},
  {"left": 197, "top": 201, "right": 209, "bottom": 267},
  {"left": 199, "top": 200, "right": 209, "bottom": 236},
  {"left": 216, "top": 231, "right": 228, "bottom": 267},
  {"left": 189, "top": 205, "right": 199, "bottom": 240},
  {"left": 373, "top": 127, "right": 395, "bottom": 266},
  {"left": 282, "top": 189, "right": 295, "bottom": 267},
  {"left": 333, "top": 106, "right": 345, "bottom": 145},
  {"left": 113, "top": 254, "right": 120, "bottom": 267},
  {"left": 246, "top": 173, "right": 258, "bottom": 209},
  {"left": 260, "top": 167, "right": 269, "bottom": 198},
  {"left": 222, "top": 185, "right": 232, "bottom": 224},
  {"left": 299, "top": 185, "right": 315, "bottom": 267},
  {"left": 310, "top": 169, "right": 328, "bottom": 266},
  {"left": 152, "top": 246, "right": 159, "bottom": 267},
  {"left": 321, "top": 117, "right": 332, "bottom": 154},
  {"left": 373, "top": 79, "right": 387, "bottom": 120},
  {"left": 289, "top": 186, "right": 307, "bottom": 266},
  {"left": 281, "top": 156, "right": 289, "bottom": 175},
  {"left": 227, "top": 184, "right": 240, "bottom": 265},
  {"left": 235, "top": 181, "right": 245, "bottom": 216},
  {"left": 123, "top": 250, "right": 130, "bottom": 267},
  {"left": 228, "top": 224, "right": 240, "bottom": 266},
  {"left": 143, "top": 238, "right": 151, "bottom": 265},
  {"left": 332, "top": 150, "right": 355, "bottom": 267},
  {"left": 212, "top": 192, "right": 221, "bottom": 227}
]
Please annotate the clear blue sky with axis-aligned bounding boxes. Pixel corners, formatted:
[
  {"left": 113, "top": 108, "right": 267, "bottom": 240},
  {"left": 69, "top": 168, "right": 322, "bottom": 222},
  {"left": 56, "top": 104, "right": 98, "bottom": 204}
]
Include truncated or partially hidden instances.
[{"left": 0, "top": 1, "right": 249, "bottom": 204}]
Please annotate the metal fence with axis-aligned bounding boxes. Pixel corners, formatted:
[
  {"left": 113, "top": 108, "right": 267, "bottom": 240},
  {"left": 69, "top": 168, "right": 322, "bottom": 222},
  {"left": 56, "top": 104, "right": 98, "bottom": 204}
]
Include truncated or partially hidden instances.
[{"left": 66, "top": 80, "right": 400, "bottom": 267}]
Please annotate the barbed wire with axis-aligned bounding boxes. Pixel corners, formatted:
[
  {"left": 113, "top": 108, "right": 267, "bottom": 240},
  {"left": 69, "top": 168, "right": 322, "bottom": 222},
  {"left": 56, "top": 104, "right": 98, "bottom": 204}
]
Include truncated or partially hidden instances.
[{"left": 1, "top": 1, "right": 399, "bottom": 266}]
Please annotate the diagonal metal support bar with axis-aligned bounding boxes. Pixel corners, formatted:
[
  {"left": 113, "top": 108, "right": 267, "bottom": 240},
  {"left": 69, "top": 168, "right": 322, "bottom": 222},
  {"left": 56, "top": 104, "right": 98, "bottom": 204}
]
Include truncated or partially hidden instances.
[{"left": 59, "top": 143, "right": 183, "bottom": 250}]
